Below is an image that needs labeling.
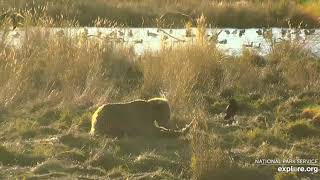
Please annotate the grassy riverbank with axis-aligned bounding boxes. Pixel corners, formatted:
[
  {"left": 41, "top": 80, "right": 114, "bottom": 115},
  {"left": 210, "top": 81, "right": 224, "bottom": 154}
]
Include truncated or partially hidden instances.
[
  {"left": 1, "top": 0, "right": 320, "bottom": 28},
  {"left": 0, "top": 15, "right": 320, "bottom": 179}
]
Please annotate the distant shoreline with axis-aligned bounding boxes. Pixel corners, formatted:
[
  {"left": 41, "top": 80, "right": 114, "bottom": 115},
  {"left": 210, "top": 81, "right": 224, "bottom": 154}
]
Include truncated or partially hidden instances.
[{"left": 2, "top": 0, "right": 320, "bottom": 28}]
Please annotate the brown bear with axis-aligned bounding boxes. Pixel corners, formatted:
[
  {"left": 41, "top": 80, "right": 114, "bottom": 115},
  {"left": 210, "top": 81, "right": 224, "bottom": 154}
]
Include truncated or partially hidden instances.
[{"left": 90, "top": 98, "right": 172, "bottom": 136}]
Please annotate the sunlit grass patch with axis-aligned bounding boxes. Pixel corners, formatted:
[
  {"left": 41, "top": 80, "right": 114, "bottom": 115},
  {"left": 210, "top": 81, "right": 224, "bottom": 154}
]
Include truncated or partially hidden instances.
[
  {"left": 74, "top": 111, "right": 93, "bottom": 132},
  {"left": 235, "top": 127, "right": 288, "bottom": 147},
  {"left": 59, "top": 133, "right": 94, "bottom": 149},
  {"left": 301, "top": 105, "right": 320, "bottom": 119},
  {"left": 37, "top": 110, "right": 61, "bottom": 126},
  {"left": 85, "top": 149, "right": 121, "bottom": 170},
  {"left": 300, "top": 0, "right": 320, "bottom": 16},
  {"left": 132, "top": 151, "right": 180, "bottom": 172},
  {"left": 191, "top": 147, "right": 233, "bottom": 180},
  {"left": 274, "top": 172, "right": 299, "bottom": 180},
  {"left": 0, "top": 145, "right": 19, "bottom": 165},
  {"left": 32, "top": 159, "right": 66, "bottom": 174},
  {"left": 2, "top": 118, "right": 39, "bottom": 139},
  {"left": 0, "top": 145, "right": 44, "bottom": 166},
  {"left": 191, "top": 144, "right": 273, "bottom": 180},
  {"left": 55, "top": 149, "right": 86, "bottom": 163},
  {"left": 30, "top": 142, "right": 68, "bottom": 158},
  {"left": 286, "top": 120, "right": 320, "bottom": 138},
  {"left": 286, "top": 137, "right": 320, "bottom": 160}
]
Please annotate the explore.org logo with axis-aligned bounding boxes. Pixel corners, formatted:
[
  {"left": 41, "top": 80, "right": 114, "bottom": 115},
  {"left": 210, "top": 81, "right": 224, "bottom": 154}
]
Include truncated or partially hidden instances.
[{"left": 255, "top": 159, "right": 319, "bottom": 174}]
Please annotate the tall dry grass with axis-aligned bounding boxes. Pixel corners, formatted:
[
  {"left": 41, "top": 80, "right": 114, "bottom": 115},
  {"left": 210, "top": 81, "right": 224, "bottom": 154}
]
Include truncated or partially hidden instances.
[{"left": 1, "top": 10, "right": 319, "bottom": 118}]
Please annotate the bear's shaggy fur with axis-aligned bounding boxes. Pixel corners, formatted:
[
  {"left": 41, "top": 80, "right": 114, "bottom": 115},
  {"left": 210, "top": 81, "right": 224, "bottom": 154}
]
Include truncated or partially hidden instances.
[{"left": 90, "top": 98, "right": 171, "bottom": 136}]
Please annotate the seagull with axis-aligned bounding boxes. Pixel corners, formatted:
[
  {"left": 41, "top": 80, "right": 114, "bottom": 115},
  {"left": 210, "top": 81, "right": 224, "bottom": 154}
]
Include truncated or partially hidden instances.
[
  {"left": 262, "top": 27, "right": 267, "bottom": 34},
  {"left": 218, "top": 39, "right": 227, "bottom": 44},
  {"left": 309, "top": 29, "right": 316, "bottom": 34},
  {"left": 209, "top": 35, "right": 218, "bottom": 42},
  {"left": 162, "top": 35, "right": 168, "bottom": 41},
  {"left": 82, "top": 28, "right": 88, "bottom": 36},
  {"left": 292, "top": 28, "right": 301, "bottom": 35},
  {"left": 56, "top": 30, "right": 64, "bottom": 36},
  {"left": 185, "top": 30, "right": 195, "bottom": 37},
  {"left": 147, "top": 30, "right": 158, "bottom": 37},
  {"left": 287, "top": 29, "right": 291, "bottom": 34},
  {"left": 232, "top": 29, "right": 237, "bottom": 35},
  {"left": 254, "top": 43, "right": 261, "bottom": 49},
  {"left": 243, "top": 42, "right": 253, "bottom": 48},
  {"left": 128, "top": 29, "right": 133, "bottom": 37},
  {"left": 133, "top": 39, "right": 143, "bottom": 43},
  {"left": 108, "top": 31, "right": 117, "bottom": 37},
  {"left": 256, "top": 29, "right": 263, "bottom": 36},
  {"left": 11, "top": 31, "right": 20, "bottom": 38},
  {"left": 209, "top": 30, "right": 222, "bottom": 42},
  {"left": 287, "top": 32, "right": 292, "bottom": 39},
  {"left": 263, "top": 28, "right": 272, "bottom": 38},
  {"left": 239, "top": 29, "right": 246, "bottom": 37},
  {"left": 304, "top": 29, "right": 316, "bottom": 36},
  {"left": 118, "top": 30, "right": 125, "bottom": 36},
  {"left": 96, "top": 31, "right": 102, "bottom": 38},
  {"left": 224, "top": 99, "right": 238, "bottom": 125},
  {"left": 281, "top": 28, "right": 287, "bottom": 37}
]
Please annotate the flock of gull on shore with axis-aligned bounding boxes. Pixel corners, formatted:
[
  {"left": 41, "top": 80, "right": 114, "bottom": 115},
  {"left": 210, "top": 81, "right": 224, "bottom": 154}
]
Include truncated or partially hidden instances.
[
  {"left": 89, "top": 27, "right": 315, "bottom": 46},
  {"left": 85, "top": 27, "right": 317, "bottom": 49},
  {"left": 81, "top": 27, "right": 317, "bottom": 48}
]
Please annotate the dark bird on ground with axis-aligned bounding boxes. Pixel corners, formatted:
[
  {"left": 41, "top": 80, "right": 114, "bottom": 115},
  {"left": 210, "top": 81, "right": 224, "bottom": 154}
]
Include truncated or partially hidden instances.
[{"left": 224, "top": 99, "right": 238, "bottom": 125}]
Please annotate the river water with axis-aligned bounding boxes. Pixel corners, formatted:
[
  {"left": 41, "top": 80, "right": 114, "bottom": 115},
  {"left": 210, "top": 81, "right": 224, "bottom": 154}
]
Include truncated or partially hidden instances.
[{"left": 3, "top": 27, "right": 320, "bottom": 56}]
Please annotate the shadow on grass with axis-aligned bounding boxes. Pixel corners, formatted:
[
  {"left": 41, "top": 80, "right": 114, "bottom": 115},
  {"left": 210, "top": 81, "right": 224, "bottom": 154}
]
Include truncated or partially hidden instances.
[{"left": 0, "top": 145, "right": 45, "bottom": 166}]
